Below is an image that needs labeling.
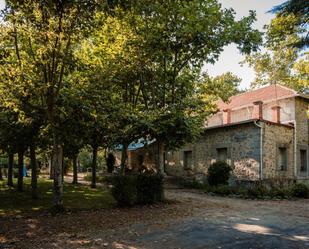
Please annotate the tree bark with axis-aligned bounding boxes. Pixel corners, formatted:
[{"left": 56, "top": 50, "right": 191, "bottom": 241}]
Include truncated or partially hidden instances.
[
  {"left": 52, "top": 134, "right": 64, "bottom": 210},
  {"left": 72, "top": 154, "right": 78, "bottom": 184},
  {"left": 120, "top": 143, "right": 128, "bottom": 176},
  {"left": 17, "top": 149, "right": 24, "bottom": 192},
  {"left": 30, "top": 141, "right": 38, "bottom": 199},
  {"left": 7, "top": 152, "right": 14, "bottom": 187},
  {"left": 0, "top": 162, "right": 3, "bottom": 181},
  {"left": 157, "top": 140, "right": 165, "bottom": 175},
  {"left": 91, "top": 145, "right": 98, "bottom": 188},
  {"left": 62, "top": 153, "right": 64, "bottom": 183}
]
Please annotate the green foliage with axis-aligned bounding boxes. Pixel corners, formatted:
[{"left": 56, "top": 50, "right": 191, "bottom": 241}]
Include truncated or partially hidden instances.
[
  {"left": 246, "top": 184, "right": 270, "bottom": 199},
  {"left": 136, "top": 174, "right": 164, "bottom": 205},
  {"left": 203, "top": 181, "right": 309, "bottom": 199},
  {"left": 111, "top": 175, "right": 138, "bottom": 207},
  {"left": 291, "top": 183, "right": 309, "bottom": 198},
  {"left": 209, "top": 184, "right": 232, "bottom": 196},
  {"left": 271, "top": 0, "right": 309, "bottom": 49},
  {"left": 174, "top": 177, "right": 207, "bottom": 189},
  {"left": 207, "top": 162, "right": 232, "bottom": 186},
  {"left": 111, "top": 174, "right": 164, "bottom": 207},
  {"left": 244, "top": 3, "right": 308, "bottom": 92}
]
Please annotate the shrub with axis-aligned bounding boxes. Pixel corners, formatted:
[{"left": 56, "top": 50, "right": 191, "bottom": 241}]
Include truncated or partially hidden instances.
[
  {"left": 111, "top": 175, "right": 137, "bottom": 207},
  {"left": 207, "top": 162, "right": 232, "bottom": 186},
  {"left": 175, "top": 177, "right": 206, "bottom": 189},
  {"left": 136, "top": 174, "right": 164, "bottom": 204},
  {"left": 270, "top": 187, "right": 292, "bottom": 199},
  {"left": 111, "top": 174, "right": 164, "bottom": 206},
  {"left": 247, "top": 184, "right": 269, "bottom": 199},
  {"left": 211, "top": 185, "right": 232, "bottom": 196},
  {"left": 291, "top": 183, "right": 309, "bottom": 198}
]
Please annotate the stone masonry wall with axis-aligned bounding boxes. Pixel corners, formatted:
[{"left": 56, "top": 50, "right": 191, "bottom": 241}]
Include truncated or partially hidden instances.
[
  {"left": 295, "top": 97, "right": 309, "bottom": 179},
  {"left": 262, "top": 122, "right": 294, "bottom": 179},
  {"left": 165, "top": 122, "right": 261, "bottom": 181}
]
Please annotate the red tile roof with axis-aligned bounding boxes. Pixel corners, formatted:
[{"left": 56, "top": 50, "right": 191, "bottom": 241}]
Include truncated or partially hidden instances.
[{"left": 217, "top": 84, "right": 297, "bottom": 111}]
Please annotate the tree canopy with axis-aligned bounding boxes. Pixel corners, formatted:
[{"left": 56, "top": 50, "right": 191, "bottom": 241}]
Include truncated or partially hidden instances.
[{"left": 0, "top": 0, "right": 262, "bottom": 209}]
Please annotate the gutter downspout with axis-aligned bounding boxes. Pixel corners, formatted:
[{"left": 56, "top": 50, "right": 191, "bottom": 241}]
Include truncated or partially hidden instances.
[
  {"left": 254, "top": 120, "right": 263, "bottom": 180},
  {"left": 293, "top": 120, "right": 297, "bottom": 179}
]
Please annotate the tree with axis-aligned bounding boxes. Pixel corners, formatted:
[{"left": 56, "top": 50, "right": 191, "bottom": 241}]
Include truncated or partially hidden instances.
[
  {"left": 271, "top": 0, "right": 308, "bottom": 49},
  {"left": 0, "top": 0, "right": 100, "bottom": 210},
  {"left": 244, "top": 10, "right": 308, "bottom": 92},
  {"left": 76, "top": 1, "right": 262, "bottom": 174},
  {"left": 121, "top": 0, "right": 262, "bottom": 172}
]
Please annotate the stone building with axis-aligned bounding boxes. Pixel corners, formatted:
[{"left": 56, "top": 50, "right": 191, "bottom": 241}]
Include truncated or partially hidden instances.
[{"left": 128, "top": 85, "right": 309, "bottom": 183}]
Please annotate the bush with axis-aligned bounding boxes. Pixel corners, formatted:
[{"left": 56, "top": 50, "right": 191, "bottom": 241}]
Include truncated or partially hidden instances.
[
  {"left": 111, "top": 174, "right": 164, "bottom": 206},
  {"left": 292, "top": 183, "right": 309, "bottom": 198},
  {"left": 175, "top": 177, "right": 206, "bottom": 189},
  {"left": 210, "top": 185, "right": 232, "bottom": 196},
  {"left": 207, "top": 162, "right": 232, "bottom": 186},
  {"left": 246, "top": 184, "right": 268, "bottom": 198},
  {"left": 270, "top": 187, "right": 292, "bottom": 199},
  {"left": 111, "top": 175, "right": 137, "bottom": 207},
  {"left": 136, "top": 174, "right": 164, "bottom": 204}
]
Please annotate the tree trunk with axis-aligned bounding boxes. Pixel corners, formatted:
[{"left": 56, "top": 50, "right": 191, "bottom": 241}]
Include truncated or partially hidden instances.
[
  {"left": 0, "top": 162, "right": 3, "bottom": 181},
  {"left": 61, "top": 152, "right": 64, "bottom": 183},
  {"left": 49, "top": 159, "right": 53, "bottom": 179},
  {"left": 30, "top": 141, "right": 38, "bottom": 199},
  {"left": 7, "top": 152, "right": 14, "bottom": 187},
  {"left": 17, "top": 149, "right": 24, "bottom": 192},
  {"left": 91, "top": 145, "right": 98, "bottom": 188},
  {"left": 120, "top": 143, "right": 128, "bottom": 176},
  {"left": 157, "top": 140, "right": 165, "bottom": 175},
  {"left": 72, "top": 154, "right": 78, "bottom": 184},
  {"left": 52, "top": 134, "right": 64, "bottom": 210}
]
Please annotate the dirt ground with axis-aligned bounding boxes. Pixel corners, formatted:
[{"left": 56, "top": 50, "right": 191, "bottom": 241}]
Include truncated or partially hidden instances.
[{"left": 1, "top": 187, "right": 309, "bottom": 249}]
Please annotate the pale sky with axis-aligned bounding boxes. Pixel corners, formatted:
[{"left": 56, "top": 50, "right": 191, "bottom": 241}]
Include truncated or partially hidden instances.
[
  {"left": 0, "top": 0, "right": 284, "bottom": 89},
  {"left": 206, "top": 0, "right": 284, "bottom": 89}
]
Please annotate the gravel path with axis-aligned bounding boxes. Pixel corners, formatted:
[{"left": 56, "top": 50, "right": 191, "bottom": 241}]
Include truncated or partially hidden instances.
[{"left": 1, "top": 186, "right": 309, "bottom": 249}]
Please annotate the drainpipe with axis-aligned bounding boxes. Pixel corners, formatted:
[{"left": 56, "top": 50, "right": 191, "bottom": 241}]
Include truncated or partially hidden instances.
[
  {"left": 293, "top": 121, "right": 297, "bottom": 179},
  {"left": 254, "top": 120, "right": 263, "bottom": 180}
]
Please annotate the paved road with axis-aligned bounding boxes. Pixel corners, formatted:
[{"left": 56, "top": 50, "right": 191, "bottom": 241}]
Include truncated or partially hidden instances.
[{"left": 123, "top": 190, "right": 309, "bottom": 249}]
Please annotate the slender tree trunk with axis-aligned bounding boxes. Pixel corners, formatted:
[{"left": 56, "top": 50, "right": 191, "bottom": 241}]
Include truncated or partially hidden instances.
[
  {"left": 72, "top": 154, "right": 78, "bottom": 184},
  {"left": 157, "top": 140, "right": 165, "bottom": 175},
  {"left": 61, "top": 152, "right": 65, "bottom": 183},
  {"left": 120, "top": 143, "right": 128, "bottom": 176},
  {"left": 49, "top": 159, "right": 53, "bottom": 179},
  {"left": 91, "top": 145, "right": 98, "bottom": 188},
  {"left": 30, "top": 141, "right": 38, "bottom": 199},
  {"left": 17, "top": 149, "right": 24, "bottom": 192},
  {"left": 0, "top": 163, "right": 3, "bottom": 181},
  {"left": 7, "top": 152, "right": 14, "bottom": 187},
  {"left": 52, "top": 134, "right": 64, "bottom": 210}
]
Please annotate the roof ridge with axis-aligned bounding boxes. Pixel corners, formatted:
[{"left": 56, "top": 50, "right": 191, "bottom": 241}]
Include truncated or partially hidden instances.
[{"left": 231, "top": 84, "right": 296, "bottom": 99}]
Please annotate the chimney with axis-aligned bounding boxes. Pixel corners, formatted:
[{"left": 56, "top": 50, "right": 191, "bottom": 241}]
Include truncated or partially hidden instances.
[
  {"left": 223, "top": 109, "right": 231, "bottom": 124},
  {"left": 272, "top": 106, "right": 281, "bottom": 123},
  {"left": 253, "top": 101, "right": 263, "bottom": 119}
]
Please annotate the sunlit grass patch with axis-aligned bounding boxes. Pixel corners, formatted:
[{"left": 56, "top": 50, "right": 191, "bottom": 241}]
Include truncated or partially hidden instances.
[{"left": 0, "top": 177, "right": 115, "bottom": 216}]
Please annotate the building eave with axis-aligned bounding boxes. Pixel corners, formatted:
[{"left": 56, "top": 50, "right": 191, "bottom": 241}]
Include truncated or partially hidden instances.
[{"left": 204, "top": 118, "right": 294, "bottom": 131}]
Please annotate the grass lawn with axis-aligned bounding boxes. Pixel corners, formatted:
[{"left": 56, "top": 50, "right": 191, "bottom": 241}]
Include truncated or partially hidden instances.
[{"left": 0, "top": 177, "right": 115, "bottom": 216}]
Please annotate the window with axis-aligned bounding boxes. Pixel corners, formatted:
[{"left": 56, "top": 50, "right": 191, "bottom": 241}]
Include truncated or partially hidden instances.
[
  {"left": 278, "top": 147, "right": 287, "bottom": 171},
  {"left": 300, "top": 149, "right": 307, "bottom": 172},
  {"left": 216, "top": 148, "right": 228, "bottom": 162},
  {"left": 184, "top": 151, "right": 193, "bottom": 170}
]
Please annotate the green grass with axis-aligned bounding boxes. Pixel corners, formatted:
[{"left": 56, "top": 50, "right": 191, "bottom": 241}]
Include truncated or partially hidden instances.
[{"left": 0, "top": 177, "right": 116, "bottom": 216}]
